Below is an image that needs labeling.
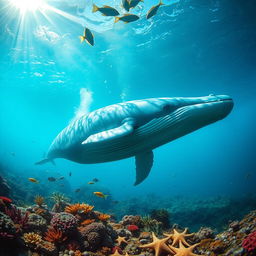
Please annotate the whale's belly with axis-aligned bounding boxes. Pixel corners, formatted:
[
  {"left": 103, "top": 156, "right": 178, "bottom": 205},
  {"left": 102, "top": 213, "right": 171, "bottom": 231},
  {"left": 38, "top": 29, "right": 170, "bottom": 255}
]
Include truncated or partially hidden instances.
[{"left": 61, "top": 107, "right": 197, "bottom": 163}]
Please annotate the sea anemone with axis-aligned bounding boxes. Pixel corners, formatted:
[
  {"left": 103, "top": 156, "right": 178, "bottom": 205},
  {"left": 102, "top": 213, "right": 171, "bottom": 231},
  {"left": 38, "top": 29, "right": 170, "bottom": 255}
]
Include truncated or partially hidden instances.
[
  {"left": 65, "top": 203, "right": 94, "bottom": 215},
  {"left": 51, "top": 212, "right": 78, "bottom": 234},
  {"left": 44, "top": 228, "right": 67, "bottom": 244},
  {"left": 23, "top": 232, "right": 42, "bottom": 248},
  {"left": 81, "top": 219, "right": 95, "bottom": 225},
  {"left": 34, "top": 195, "right": 44, "bottom": 207},
  {"left": 242, "top": 231, "right": 256, "bottom": 252},
  {"left": 98, "top": 213, "right": 111, "bottom": 222}
]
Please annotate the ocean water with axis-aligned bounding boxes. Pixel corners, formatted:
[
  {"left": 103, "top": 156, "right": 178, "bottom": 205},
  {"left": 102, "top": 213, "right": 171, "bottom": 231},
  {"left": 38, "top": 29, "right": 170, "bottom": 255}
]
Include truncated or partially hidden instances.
[{"left": 0, "top": 0, "right": 256, "bottom": 229}]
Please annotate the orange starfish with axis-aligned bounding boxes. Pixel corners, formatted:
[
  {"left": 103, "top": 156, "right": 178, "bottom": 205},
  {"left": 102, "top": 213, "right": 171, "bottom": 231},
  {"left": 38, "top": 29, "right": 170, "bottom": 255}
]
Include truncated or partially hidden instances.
[
  {"left": 116, "top": 236, "right": 128, "bottom": 245},
  {"left": 140, "top": 232, "right": 174, "bottom": 256},
  {"left": 169, "top": 241, "right": 202, "bottom": 256},
  {"left": 164, "top": 228, "right": 194, "bottom": 246},
  {"left": 110, "top": 249, "right": 123, "bottom": 256}
]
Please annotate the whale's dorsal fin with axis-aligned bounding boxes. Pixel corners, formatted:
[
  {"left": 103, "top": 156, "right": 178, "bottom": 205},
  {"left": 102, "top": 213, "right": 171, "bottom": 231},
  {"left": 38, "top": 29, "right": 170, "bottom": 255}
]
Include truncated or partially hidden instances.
[
  {"left": 82, "top": 118, "right": 136, "bottom": 145},
  {"left": 134, "top": 150, "right": 154, "bottom": 186}
]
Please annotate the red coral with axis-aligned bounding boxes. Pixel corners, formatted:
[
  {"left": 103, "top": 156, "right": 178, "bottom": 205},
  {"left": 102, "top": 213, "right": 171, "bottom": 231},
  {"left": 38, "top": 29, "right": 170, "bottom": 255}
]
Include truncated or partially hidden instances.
[
  {"left": 127, "top": 224, "right": 139, "bottom": 232},
  {"left": 0, "top": 196, "right": 12, "bottom": 204},
  {"left": 242, "top": 231, "right": 256, "bottom": 252}
]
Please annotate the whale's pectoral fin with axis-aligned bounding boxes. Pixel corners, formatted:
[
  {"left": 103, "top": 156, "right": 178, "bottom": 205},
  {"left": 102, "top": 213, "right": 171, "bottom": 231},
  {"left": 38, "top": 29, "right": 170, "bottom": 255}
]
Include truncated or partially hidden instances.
[
  {"left": 134, "top": 150, "right": 154, "bottom": 186},
  {"left": 82, "top": 118, "right": 136, "bottom": 145},
  {"left": 35, "top": 158, "right": 55, "bottom": 165}
]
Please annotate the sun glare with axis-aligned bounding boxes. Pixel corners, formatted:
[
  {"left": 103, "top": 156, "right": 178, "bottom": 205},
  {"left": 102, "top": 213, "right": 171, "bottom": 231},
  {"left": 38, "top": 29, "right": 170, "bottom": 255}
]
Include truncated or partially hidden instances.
[{"left": 9, "top": 0, "right": 46, "bottom": 12}]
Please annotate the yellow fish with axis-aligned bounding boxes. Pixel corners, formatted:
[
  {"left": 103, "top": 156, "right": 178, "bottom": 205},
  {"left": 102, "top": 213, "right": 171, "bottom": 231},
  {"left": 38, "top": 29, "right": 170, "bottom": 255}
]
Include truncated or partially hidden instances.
[
  {"left": 88, "top": 181, "right": 95, "bottom": 184},
  {"left": 28, "top": 178, "right": 39, "bottom": 183},
  {"left": 93, "top": 192, "right": 108, "bottom": 199},
  {"left": 79, "top": 28, "right": 94, "bottom": 46},
  {"left": 146, "top": 0, "right": 164, "bottom": 19}
]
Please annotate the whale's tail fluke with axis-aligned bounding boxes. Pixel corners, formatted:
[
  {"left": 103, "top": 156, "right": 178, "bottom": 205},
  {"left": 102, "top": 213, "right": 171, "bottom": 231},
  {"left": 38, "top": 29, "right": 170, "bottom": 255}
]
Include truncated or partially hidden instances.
[{"left": 35, "top": 158, "right": 55, "bottom": 165}]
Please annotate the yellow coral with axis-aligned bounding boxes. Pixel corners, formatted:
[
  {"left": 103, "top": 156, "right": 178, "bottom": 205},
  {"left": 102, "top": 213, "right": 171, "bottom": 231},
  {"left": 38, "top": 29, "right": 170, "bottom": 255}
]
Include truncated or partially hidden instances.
[
  {"left": 65, "top": 203, "right": 94, "bottom": 215},
  {"left": 23, "top": 232, "right": 42, "bottom": 246},
  {"left": 34, "top": 195, "right": 44, "bottom": 207},
  {"left": 98, "top": 213, "right": 111, "bottom": 222}
]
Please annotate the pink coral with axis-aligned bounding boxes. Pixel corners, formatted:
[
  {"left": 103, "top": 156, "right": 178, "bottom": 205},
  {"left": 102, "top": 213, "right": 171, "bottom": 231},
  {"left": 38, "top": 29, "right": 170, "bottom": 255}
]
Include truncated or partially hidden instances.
[
  {"left": 50, "top": 212, "right": 78, "bottom": 234},
  {"left": 242, "top": 231, "right": 256, "bottom": 252}
]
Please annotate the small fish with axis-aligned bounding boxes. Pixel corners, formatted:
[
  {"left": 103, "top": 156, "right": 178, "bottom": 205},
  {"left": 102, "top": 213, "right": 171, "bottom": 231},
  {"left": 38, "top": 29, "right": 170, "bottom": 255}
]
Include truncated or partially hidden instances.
[
  {"left": 92, "top": 4, "right": 120, "bottom": 17},
  {"left": 129, "top": 0, "right": 143, "bottom": 9},
  {"left": 79, "top": 28, "right": 94, "bottom": 46},
  {"left": 28, "top": 178, "right": 39, "bottom": 183},
  {"left": 146, "top": 0, "right": 164, "bottom": 19},
  {"left": 69, "top": 172, "right": 72, "bottom": 177},
  {"left": 93, "top": 191, "right": 108, "bottom": 199},
  {"left": 92, "top": 178, "right": 99, "bottom": 182},
  {"left": 59, "top": 176, "right": 65, "bottom": 180},
  {"left": 75, "top": 188, "right": 81, "bottom": 193},
  {"left": 48, "top": 177, "right": 56, "bottom": 182},
  {"left": 88, "top": 181, "right": 95, "bottom": 185},
  {"left": 122, "top": 0, "right": 130, "bottom": 12},
  {"left": 114, "top": 14, "right": 140, "bottom": 23}
]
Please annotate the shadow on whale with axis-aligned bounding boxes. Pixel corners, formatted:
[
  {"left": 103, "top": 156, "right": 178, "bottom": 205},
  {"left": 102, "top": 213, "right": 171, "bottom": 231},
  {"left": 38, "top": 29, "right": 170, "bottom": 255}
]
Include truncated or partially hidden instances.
[{"left": 36, "top": 94, "right": 234, "bottom": 185}]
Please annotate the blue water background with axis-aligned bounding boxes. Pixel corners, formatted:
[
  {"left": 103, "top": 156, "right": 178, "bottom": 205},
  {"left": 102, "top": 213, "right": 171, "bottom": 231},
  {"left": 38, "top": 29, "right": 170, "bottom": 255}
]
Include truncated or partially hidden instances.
[{"left": 0, "top": 0, "right": 255, "bottom": 202}]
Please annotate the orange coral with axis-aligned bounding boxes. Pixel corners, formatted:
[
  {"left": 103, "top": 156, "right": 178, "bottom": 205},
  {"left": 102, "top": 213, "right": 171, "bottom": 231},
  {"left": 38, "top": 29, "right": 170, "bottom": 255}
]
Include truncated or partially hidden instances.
[
  {"left": 81, "top": 219, "right": 95, "bottom": 225},
  {"left": 74, "top": 250, "right": 82, "bottom": 256},
  {"left": 34, "top": 195, "right": 44, "bottom": 207},
  {"left": 98, "top": 213, "right": 111, "bottom": 222},
  {"left": 44, "top": 228, "right": 67, "bottom": 243},
  {"left": 65, "top": 203, "right": 94, "bottom": 215}
]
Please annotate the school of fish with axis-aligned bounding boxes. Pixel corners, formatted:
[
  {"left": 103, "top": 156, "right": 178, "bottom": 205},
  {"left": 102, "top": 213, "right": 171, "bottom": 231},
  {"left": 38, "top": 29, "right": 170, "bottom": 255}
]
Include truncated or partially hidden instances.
[{"left": 80, "top": 0, "right": 164, "bottom": 46}]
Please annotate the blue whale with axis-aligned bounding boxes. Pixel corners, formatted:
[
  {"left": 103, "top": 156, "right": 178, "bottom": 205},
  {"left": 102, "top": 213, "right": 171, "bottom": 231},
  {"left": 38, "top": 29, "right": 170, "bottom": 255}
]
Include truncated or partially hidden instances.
[{"left": 36, "top": 95, "right": 233, "bottom": 185}]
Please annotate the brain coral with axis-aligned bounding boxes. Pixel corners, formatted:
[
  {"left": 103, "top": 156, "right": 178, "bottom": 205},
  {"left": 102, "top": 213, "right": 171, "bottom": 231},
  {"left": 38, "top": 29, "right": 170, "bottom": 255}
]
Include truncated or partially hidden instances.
[
  {"left": 51, "top": 212, "right": 78, "bottom": 234},
  {"left": 79, "top": 222, "right": 117, "bottom": 251},
  {"left": 0, "top": 212, "right": 16, "bottom": 239}
]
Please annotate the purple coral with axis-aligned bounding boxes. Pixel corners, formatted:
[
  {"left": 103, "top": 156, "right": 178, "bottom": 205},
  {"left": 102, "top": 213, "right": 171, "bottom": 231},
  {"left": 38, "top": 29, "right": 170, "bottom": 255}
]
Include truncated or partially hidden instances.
[
  {"left": 0, "top": 212, "right": 16, "bottom": 239},
  {"left": 79, "top": 222, "right": 117, "bottom": 251},
  {"left": 50, "top": 212, "right": 78, "bottom": 234}
]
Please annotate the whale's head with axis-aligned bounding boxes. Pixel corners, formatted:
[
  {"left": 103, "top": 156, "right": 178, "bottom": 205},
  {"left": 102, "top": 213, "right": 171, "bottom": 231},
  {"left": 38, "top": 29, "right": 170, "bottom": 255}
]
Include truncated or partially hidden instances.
[{"left": 152, "top": 94, "right": 234, "bottom": 141}]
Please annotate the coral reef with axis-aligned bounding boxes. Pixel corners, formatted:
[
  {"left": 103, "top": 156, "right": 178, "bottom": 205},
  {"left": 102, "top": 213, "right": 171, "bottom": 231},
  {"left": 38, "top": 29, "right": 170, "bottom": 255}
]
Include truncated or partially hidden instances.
[
  {"left": 79, "top": 222, "right": 117, "bottom": 251},
  {"left": 150, "top": 209, "right": 170, "bottom": 229},
  {"left": 0, "top": 211, "right": 16, "bottom": 239},
  {"left": 242, "top": 231, "right": 256, "bottom": 253},
  {"left": 27, "top": 213, "right": 47, "bottom": 233},
  {"left": 51, "top": 212, "right": 78, "bottom": 234},
  {"left": 44, "top": 228, "right": 67, "bottom": 244}
]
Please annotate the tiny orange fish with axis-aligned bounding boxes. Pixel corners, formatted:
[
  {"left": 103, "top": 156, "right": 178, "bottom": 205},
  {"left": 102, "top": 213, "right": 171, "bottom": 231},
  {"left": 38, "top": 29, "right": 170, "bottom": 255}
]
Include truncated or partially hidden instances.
[
  {"left": 28, "top": 178, "right": 39, "bottom": 183},
  {"left": 93, "top": 192, "right": 108, "bottom": 199}
]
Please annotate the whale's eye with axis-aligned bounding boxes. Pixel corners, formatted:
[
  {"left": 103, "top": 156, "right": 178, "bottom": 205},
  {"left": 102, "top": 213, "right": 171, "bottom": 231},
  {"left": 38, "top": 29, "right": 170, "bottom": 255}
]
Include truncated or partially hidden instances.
[{"left": 162, "top": 104, "right": 174, "bottom": 114}]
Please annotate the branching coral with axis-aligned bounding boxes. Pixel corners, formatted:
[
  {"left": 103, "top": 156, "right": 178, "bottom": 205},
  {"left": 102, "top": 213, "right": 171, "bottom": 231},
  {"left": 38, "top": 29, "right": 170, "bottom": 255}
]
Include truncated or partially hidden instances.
[
  {"left": 65, "top": 203, "right": 94, "bottom": 215},
  {"left": 34, "top": 195, "right": 44, "bottom": 207},
  {"left": 98, "top": 213, "right": 111, "bottom": 222},
  {"left": 51, "top": 192, "right": 70, "bottom": 204},
  {"left": 0, "top": 212, "right": 16, "bottom": 239},
  {"left": 44, "top": 228, "right": 67, "bottom": 244},
  {"left": 242, "top": 231, "right": 256, "bottom": 252},
  {"left": 81, "top": 219, "right": 95, "bottom": 225},
  {"left": 23, "top": 232, "right": 42, "bottom": 248},
  {"left": 4, "top": 205, "right": 28, "bottom": 233}
]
